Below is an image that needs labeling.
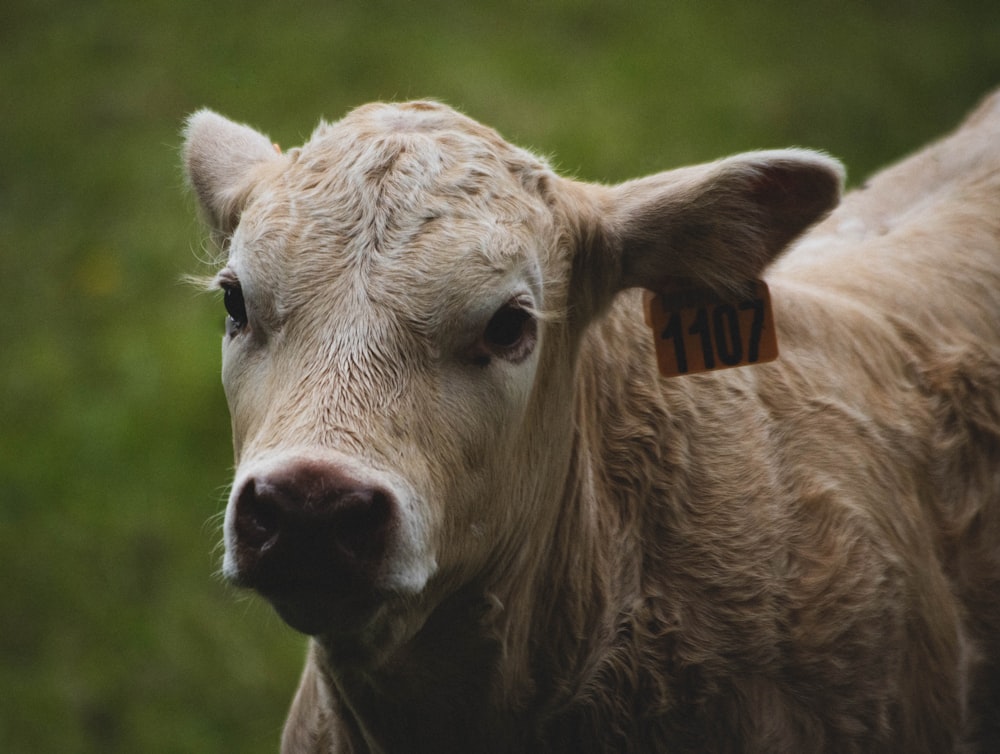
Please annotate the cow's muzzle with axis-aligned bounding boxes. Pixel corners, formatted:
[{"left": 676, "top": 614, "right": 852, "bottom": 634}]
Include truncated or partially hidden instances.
[{"left": 228, "top": 460, "right": 397, "bottom": 634}]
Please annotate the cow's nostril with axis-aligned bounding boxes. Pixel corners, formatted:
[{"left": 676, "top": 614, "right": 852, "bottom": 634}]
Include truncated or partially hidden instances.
[
  {"left": 332, "top": 490, "right": 392, "bottom": 560},
  {"left": 235, "top": 481, "right": 281, "bottom": 551}
]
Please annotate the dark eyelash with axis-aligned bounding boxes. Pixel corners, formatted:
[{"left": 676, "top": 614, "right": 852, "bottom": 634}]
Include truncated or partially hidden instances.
[{"left": 216, "top": 272, "right": 248, "bottom": 334}]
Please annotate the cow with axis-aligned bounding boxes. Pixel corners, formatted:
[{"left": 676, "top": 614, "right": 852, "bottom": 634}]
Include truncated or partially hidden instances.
[{"left": 183, "top": 90, "right": 1000, "bottom": 753}]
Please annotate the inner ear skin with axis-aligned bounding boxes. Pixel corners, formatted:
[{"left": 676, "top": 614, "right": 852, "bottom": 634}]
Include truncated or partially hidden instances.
[
  {"left": 610, "top": 155, "right": 843, "bottom": 297},
  {"left": 744, "top": 161, "right": 844, "bottom": 254}
]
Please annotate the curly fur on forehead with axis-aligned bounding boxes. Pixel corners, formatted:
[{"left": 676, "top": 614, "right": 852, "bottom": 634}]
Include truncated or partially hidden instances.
[{"left": 281, "top": 101, "right": 555, "bottom": 244}]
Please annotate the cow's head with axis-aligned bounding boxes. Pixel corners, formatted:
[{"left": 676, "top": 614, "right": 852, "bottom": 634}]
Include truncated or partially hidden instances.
[{"left": 184, "top": 102, "right": 841, "bottom": 649}]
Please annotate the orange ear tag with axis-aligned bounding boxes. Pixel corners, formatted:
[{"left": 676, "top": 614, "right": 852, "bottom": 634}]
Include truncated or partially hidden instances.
[{"left": 643, "top": 280, "right": 779, "bottom": 378}]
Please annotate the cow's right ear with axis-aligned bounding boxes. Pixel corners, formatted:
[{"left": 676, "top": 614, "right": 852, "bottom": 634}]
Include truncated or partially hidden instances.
[
  {"left": 183, "top": 109, "right": 280, "bottom": 240},
  {"left": 565, "top": 149, "right": 843, "bottom": 317}
]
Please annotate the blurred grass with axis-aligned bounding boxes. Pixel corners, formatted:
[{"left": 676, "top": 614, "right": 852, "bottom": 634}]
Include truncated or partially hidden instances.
[{"left": 1, "top": 0, "right": 998, "bottom": 751}]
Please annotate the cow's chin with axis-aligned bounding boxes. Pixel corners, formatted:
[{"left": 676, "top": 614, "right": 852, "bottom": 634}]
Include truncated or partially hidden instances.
[
  {"left": 231, "top": 557, "right": 437, "bottom": 644},
  {"left": 260, "top": 584, "right": 384, "bottom": 637},
  {"left": 260, "top": 580, "right": 443, "bottom": 673}
]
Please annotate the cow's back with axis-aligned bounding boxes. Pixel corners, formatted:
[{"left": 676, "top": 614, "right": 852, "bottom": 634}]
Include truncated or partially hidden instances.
[
  {"left": 772, "top": 88, "right": 1000, "bottom": 347},
  {"left": 768, "top": 88, "right": 1000, "bottom": 749}
]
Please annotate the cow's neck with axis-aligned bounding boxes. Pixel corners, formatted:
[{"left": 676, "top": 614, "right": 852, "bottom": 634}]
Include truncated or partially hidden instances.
[
  {"left": 519, "top": 298, "right": 736, "bottom": 744},
  {"left": 447, "top": 303, "right": 683, "bottom": 739}
]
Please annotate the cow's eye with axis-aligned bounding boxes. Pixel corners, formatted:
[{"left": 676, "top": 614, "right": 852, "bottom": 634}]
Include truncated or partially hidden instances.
[
  {"left": 222, "top": 282, "right": 248, "bottom": 335},
  {"left": 479, "top": 300, "right": 536, "bottom": 364}
]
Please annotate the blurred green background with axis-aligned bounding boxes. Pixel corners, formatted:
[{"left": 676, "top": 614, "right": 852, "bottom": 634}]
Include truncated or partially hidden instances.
[{"left": 1, "top": 0, "right": 998, "bottom": 751}]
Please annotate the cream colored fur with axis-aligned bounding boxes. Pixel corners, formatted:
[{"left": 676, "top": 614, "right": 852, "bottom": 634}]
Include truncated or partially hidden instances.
[{"left": 184, "top": 90, "right": 1000, "bottom": 752}]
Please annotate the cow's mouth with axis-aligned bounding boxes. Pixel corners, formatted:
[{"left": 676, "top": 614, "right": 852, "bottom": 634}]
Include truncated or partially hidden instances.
[
  {"left": 230, "top": 550, "right": 392, "bottom": 635},
  {"left": 257, "top": 582, "right": 382, "bottom": 636}
]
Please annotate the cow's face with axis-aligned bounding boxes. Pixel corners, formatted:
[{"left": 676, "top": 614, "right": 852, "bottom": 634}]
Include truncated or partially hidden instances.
[
  {"left": 184, "top": 102, "right": 842, "bottom": 648},
  {"left": 186, "top": 103, "right": 577, "bottom": 642}
]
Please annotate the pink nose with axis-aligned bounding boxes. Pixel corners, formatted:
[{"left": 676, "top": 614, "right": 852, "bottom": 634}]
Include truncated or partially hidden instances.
[{"left": 229, "top": 461, "right": 396, "bottom": 630}]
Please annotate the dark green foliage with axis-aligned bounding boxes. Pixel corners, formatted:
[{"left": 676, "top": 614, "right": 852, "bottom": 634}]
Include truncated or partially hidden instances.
[{"left": 1, "top": 0, "right": 997, "bottom": 750}]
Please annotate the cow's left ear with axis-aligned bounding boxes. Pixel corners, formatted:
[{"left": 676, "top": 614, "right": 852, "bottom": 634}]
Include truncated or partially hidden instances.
[
  {"left": 583, "top": 149, "right": 843, "bottom": 304},
  {"left": 183, "top": 109, "right": 282, "bottom": 241}
]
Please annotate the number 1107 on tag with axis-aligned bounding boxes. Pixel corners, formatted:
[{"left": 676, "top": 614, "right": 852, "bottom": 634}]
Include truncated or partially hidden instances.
[{"left": 645, "top": 281, "right": 780, "bottom": 378}]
